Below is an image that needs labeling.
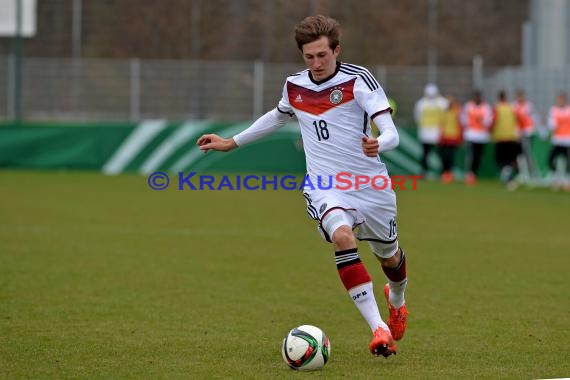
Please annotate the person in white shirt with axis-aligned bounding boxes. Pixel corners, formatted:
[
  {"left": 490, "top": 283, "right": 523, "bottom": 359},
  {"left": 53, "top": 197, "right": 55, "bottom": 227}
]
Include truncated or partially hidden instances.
[
  {"left": 414, "top": 83, "right": 448, "bottom": 177},
  {"left": 197, "top": 15, "right": 407, "bottom": 358}
]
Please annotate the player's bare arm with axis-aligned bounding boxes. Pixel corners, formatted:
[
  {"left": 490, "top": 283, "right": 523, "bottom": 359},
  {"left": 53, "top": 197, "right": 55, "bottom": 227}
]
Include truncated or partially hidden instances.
[{"left": 196, "top": 134, "right": 238, "bottom": 152}]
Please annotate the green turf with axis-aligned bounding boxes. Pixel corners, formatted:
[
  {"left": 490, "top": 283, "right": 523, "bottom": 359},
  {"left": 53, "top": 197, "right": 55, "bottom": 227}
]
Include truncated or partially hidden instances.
[{"left": 1, "top": 170, "right": 569, "bottom": 379}]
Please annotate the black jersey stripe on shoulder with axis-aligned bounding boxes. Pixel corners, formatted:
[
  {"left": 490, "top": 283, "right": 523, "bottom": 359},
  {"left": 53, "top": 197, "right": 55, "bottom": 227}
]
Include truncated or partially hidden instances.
[
  {"left": 287, "top": 69, "right": 309, "bottom": 78},
  {"left": 340, "top": 66, "right": 378, "bottom": 91},
  {"left": 342, "top": 65, "right": 380, "bottom": 90},
  {"left": 339, "top": 68, "right": 377, "bottom": 91},
  {"left": 342, "top": 63, "right": 380, "bottom": 89}
]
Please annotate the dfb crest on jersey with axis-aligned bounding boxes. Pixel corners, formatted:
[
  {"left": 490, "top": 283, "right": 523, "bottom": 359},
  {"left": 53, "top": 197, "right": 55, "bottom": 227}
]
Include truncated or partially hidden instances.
[{"left": 329, "top": 89, "right": 343, "bottom": 104}]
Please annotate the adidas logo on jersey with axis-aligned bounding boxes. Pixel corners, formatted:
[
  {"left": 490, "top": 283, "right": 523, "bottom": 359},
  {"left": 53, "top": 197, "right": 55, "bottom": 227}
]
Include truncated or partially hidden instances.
[{"left": 294, "top": 94, "right": 303, "bottom": 103}]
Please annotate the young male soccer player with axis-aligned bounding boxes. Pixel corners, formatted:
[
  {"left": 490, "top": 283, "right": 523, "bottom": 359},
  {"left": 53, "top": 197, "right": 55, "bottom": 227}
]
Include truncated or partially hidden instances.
[{"left": 197, "top": 15, "right": 408, "bottom": 358}]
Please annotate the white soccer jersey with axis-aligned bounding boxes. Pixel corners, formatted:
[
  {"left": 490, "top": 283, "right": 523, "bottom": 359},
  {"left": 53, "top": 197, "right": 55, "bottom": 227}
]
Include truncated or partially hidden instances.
[{"left": 277, "top": 62, "right": 392, "bottom": 188}]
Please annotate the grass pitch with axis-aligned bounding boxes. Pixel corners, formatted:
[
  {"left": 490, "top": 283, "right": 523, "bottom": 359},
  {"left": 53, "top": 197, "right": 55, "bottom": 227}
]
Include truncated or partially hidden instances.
[{"left": 1, "top": 170, "right": 569, "bottom": 379}]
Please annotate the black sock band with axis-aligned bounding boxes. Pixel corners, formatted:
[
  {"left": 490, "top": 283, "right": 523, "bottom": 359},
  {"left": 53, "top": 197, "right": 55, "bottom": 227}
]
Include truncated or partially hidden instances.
[{"left": 335, "top": 248, "right": 360, "bottom": 269}]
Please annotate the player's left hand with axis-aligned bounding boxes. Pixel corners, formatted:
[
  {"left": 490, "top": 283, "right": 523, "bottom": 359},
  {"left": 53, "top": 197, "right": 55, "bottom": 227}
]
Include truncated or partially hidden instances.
[{"left": 361, "top": 136, "right": 379, "bottom": 157}]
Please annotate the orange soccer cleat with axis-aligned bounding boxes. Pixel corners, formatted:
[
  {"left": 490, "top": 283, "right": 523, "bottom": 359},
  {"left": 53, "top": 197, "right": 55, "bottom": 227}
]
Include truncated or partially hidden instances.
[
  {"left": 384, "top": 283, "right": 409, "bottom": 341},
  {"left": 441, "top": 171, "right": 454, "bottom": 184},
  {"left": 369, "top": 326, "right": 397, "bottom": 358},
  {"left": 465, "top": 172, "right": 477, "bottom": 186}
]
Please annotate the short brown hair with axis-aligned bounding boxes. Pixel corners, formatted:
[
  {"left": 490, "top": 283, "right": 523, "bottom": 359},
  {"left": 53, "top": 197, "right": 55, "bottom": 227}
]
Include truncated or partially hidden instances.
[{"left": 294, "top": 15, "right": 341, "bottom": 51}]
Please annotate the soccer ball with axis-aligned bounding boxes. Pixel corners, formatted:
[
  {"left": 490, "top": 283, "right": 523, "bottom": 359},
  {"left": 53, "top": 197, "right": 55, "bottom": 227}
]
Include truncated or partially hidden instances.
[{"left": 281, "top": 325, "right": 331, "bottom": 371}]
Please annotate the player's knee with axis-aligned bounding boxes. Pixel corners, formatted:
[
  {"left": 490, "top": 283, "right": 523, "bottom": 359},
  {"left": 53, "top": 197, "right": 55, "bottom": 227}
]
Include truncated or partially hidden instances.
[
  {"left": 331, "top": 225, "right": 356, "bottom": 249},
  {"left": 321, "top": 209, "right": 355, "bottom": 247},
  {"left": 380, "top": 248, "right": 401, "bottom": 267},
  {"left": 368, "top": 240, "right": 399, "bottom": 262}
]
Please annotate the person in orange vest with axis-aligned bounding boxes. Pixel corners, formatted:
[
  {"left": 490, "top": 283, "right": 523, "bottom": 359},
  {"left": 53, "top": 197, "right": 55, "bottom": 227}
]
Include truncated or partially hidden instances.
[
  {"left": 461, "top": 90, "right": 493, "bottom": 185},
  {"left": 438, "top": 94, "right": 463, "bottom": 183},
  {"left": 491, "top": 90, "right": 521, "bottom": 188},
  {"left": 512, "top": 89, "right": 540, "bottom": 183},
  {"left": 414, "top": 83, "right": 448, "bottom": 178},
  {"left": 547, "top": 91, "right": 570, "bottom": 190}
]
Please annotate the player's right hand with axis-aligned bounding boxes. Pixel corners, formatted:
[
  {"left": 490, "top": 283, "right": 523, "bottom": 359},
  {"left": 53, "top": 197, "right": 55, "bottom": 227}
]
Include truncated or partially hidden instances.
[{"left": 196, "top": 134, "right": 237, "bottom": 152}]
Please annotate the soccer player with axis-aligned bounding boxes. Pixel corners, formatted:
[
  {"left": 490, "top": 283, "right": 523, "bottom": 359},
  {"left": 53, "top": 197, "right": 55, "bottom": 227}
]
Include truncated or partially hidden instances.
[{"left": 197, "top": 15, "right": 407, "bottom": 358}]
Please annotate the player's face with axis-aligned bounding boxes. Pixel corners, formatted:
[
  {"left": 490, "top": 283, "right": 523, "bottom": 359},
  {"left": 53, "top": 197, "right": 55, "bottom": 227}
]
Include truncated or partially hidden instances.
[{"left": 301, "top": 36, "right": 340, "bottom": 81}]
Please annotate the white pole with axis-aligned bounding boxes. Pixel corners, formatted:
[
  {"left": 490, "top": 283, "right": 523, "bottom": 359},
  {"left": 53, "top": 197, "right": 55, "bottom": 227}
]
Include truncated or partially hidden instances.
[
  {"left": 7, "top": 55, "right": 14, "bottom": 120},
  {"left": 72, "top": 0, "right": 82, "bottom": 59},
  {"left": 130, "top": 58, "right": 141, "bottom": 122},
  {"left": 427, "top": 0, "right": 438, "bottom": 83},
  {"left": 472, "top": 55, "right": 483, "bottom": 90},
  {"left": 191, "top": 1, "right": 201, "bottom": 57},
  {"left": 253, "top": 60, "right": 264, "bottom": 120},
  {"left": 71, "top": 0, "right": 82, "bottom": 118}
]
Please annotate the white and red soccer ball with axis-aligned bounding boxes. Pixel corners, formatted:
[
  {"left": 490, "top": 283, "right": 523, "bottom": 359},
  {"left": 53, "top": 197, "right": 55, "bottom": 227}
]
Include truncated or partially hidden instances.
[{"left": 281, "top": 325, "right": 331, "bottom": 371}]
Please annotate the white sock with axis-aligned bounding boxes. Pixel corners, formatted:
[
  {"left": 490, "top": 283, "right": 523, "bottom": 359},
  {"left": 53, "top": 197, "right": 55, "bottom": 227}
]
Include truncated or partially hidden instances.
[
  {"left": 387, "top": 279, "right": 407, "bottom": 308},
  {"left": 348, "top": 282, "right": 389, "bottom": 332}
]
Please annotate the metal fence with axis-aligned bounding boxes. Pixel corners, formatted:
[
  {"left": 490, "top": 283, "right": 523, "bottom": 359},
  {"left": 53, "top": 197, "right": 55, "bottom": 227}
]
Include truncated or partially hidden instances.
[
  {"left": 483, "top": 65, "right": 570, "bottom": 123},
  {"left": 1, "top": 55, "right": 569, "bottom": 124}
]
